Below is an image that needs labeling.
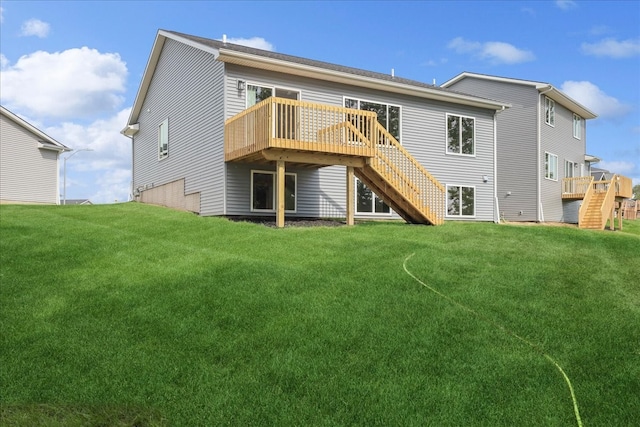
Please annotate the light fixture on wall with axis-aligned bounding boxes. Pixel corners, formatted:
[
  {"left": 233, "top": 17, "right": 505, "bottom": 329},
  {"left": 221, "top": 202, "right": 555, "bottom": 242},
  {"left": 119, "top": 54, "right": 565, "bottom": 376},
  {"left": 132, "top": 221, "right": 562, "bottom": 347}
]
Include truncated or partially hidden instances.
[
  {"left": 482, "top": 175, "right": 488, "bottom": 183},
  {"left": 237, "top": 80, "right": 246, "bottom": 91}
]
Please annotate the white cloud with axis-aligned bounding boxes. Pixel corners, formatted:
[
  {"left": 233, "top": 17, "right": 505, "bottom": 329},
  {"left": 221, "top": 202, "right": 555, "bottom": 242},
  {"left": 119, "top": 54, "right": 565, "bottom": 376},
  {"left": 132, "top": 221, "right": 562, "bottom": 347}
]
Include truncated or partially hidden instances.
[
  {"left": 48, "top": 109, "right": 132, "bottom": 204},
  {"left": 0, "top": 54, "right": 8, "bottom": 69},
  {"left": 560, "top": 81, "right": 632, "bottom": 118},
  {"left": 581, "top": 38, "right": 640, "bottom": 58},
  {"left": 447, "top": 37, "right": 535, "bottom": 64},
  {"left": 0, "top": 47, "right": 127, "bottom": 120},
  {"left": 225, "top": 37, "right": 274, "bottom": 51},
  {"left": 20, "top": 18, "right": 50, "bottom": 38},
  {"left": 599, "top": 160, "right": 635, "bottom": 174},
  {"left": 556, "top": 0, "right": 577, "bottom": 10}
]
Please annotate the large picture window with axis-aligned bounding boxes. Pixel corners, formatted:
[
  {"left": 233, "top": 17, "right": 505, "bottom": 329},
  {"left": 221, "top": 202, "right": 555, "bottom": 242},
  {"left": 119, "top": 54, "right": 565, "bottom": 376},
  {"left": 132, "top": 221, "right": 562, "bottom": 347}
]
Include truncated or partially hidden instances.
[
  {"left": 446, "top": 114, "right": 475, "bottom": 155},
  {"left": 545, "top": 152, "right": 558, "bottom": 180},
  {"left": 545, "top": 97, "right": 555, "bottom": 126},
  {"left": 447, "top": 185, "right": 475, "bottom": 217},
  {"left": 355, "top": 178, "right": 390, "bottom": 214},
  {"left": 251, "top": 170, "right": 296, "bottom": 212}
]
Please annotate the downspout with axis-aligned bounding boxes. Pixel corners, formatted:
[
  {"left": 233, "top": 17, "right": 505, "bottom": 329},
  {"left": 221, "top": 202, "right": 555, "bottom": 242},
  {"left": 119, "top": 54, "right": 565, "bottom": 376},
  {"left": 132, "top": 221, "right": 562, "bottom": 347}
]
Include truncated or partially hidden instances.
[
  {"left": 493, "top": 108, "right": 501, "bottom": 223},
  {"left": 538, "top": 85, "right": 553, "bottom": 222},
  {"left": 123, "top": 133, "right": 135, "bottom": 201}
]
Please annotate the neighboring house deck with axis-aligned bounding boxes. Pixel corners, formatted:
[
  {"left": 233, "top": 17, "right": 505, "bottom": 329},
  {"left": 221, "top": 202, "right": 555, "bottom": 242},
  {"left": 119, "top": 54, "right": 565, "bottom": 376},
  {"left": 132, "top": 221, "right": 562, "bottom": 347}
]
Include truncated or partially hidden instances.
[
  {"left": 441, "top": 72, "right": 632, "bottom": 230},
  {"left": 124, "top": 30, "right": 509, "bottom": 227},
  {"left": 1, "top": 105, "right": 70, "bottom": 205}
]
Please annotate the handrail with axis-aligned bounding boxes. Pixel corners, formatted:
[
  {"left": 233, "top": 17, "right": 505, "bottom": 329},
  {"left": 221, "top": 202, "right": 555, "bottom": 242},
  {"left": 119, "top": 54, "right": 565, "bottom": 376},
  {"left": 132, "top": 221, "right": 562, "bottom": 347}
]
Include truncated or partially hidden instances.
[
  {"left": 368, "top": 123, "right": 445, "bottom": 224},
  {"left": 577, "top": 176, "right": 594, "bottom": 227},
  {"left": 599, "top": 175, "right": 618, "bottom": 229}
]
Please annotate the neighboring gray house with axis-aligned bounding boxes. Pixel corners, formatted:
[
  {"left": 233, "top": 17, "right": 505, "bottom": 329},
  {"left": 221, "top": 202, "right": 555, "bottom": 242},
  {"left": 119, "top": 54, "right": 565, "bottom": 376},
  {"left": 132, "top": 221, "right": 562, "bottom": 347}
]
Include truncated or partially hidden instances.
[
  {"left": 1, "top": 105, "right": 70, "bottom": 205},
  {"left": 441, "top": 72, "right": 598, "bottom": 223},
  {"left": 123, "top": 30, "right": 509, "bottom": 226}
]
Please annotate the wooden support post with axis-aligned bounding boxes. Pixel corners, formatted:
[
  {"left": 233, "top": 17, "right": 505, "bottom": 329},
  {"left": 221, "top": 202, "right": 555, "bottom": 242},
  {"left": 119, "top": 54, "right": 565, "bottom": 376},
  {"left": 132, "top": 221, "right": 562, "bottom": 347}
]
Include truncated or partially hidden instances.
[
  {"left": 609, "top": 204, "right": 615, "bottom": 231},
  {"left": 276, "top": 160, "right": 285, "bottom": 228},
  {"left": 346, "top": 166, "right": 354, "bottom": 226},
  {"left": 619, "top": 205, "right": 623, "bottom": 231}
]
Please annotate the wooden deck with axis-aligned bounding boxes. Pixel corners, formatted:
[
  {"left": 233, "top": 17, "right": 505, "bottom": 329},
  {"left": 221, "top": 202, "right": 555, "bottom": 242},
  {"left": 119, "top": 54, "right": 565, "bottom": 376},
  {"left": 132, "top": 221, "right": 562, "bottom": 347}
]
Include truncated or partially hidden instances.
[
  {"left": 562, "top": 175, "right": 633, "bottom": 230},
  {"left": 225, "top": 97, "right": 445, "bottom": 227}
]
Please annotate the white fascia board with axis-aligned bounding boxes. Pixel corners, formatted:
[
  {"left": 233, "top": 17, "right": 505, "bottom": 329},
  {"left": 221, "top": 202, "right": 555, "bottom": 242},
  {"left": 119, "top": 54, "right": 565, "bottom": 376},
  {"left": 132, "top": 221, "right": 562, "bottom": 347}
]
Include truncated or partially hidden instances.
[
  {"left": 541, "top": 87, "right": 597, "bottom": 120},
  {"left": 218, "top": 50, "right": 510, "bottom": 111},
  {"left": 1, "top": 106, "right": 70, "bottom": 151},
  {"left": 126, "top": 31, "right": 222, "bottom": 127},
  {"left": 442, "top": 72, "right": 596, "bottom": 119}
]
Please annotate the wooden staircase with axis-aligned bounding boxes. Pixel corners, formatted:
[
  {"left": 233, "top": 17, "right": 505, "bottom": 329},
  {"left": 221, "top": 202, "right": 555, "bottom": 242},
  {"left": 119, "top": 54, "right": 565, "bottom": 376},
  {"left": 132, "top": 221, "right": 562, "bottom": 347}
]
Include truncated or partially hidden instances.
[
  {"left": 355, "top": 123, "right": 445, "bottom": 224},
  {"left": 579, "top": 191, "right": 608, "bottom": 229}
]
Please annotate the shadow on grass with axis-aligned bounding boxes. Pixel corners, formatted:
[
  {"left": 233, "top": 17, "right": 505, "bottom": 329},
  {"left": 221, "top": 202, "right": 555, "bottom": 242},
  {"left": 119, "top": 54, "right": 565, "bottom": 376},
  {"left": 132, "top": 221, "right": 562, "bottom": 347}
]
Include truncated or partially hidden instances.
[{"left": 0, "top": 404, "right": 167, "bottom": 427}]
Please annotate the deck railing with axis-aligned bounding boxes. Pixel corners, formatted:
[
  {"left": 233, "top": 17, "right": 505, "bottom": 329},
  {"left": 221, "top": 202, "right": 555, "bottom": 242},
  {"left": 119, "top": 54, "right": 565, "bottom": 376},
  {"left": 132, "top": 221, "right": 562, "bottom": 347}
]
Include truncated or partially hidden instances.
[
  {"left": 225, "top": 97, "right": 378, "bottom": 161},
  {"left": 562, "top": 176, "right": 593, "bottom": 198},
  {"left": 369, "top": 123, "right": 446, "bottom": 224},
  {"left": 563, "top": 175, "right": 633, "bottom": 199},
  {"left": 614, "top": 175, "right": 633, "bottom": 198}
]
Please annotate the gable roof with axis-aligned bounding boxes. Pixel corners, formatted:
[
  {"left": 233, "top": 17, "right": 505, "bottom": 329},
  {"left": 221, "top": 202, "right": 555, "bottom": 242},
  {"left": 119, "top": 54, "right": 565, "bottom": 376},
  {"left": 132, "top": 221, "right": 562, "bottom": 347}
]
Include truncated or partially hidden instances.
[
  {"left": 1, "top": 105, "right": 70, "bottom": 152},
  {"left": 125, "top": 30, "right": 510, "bottom": 128},
  {"left": 440, "top": 72, "right": 597, "bottom": 120}
]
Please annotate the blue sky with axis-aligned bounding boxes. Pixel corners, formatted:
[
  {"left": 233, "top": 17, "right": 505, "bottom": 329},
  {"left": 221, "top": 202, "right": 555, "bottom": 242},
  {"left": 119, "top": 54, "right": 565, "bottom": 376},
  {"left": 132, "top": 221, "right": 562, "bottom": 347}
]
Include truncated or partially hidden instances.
[{"left": 1, "top": 0, "right": 639, "bottom": 203}]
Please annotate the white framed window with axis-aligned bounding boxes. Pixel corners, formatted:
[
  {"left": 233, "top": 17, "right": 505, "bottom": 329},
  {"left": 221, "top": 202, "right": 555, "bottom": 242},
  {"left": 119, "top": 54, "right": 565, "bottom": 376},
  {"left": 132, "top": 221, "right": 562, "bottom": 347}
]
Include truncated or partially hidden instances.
[
  {"left": 545, "top": 152, "right": 558, "bottom": 181},
  {"left": 355, "top": 178, "right": 391, "bottom": 215},
  {"left": 344, "top": 97, "right": 401, "bottom": 141},
  {"left": 545, "top": 97, "right": 555, "bottom": 127},
  {"left": 251, "top": 170, "right": 296, "bottom": 212},
  {"left": 573, "top": 114, "right": 582, "bottom": 139},
  {"left": 446, "top": 114, "right": 475, "bottom": 156},
  {"left": 446, "top": 185, "right": 475, "bottom": 217},
  {"left": 158, "top": 118, "right": 168, "bottom": 160}
]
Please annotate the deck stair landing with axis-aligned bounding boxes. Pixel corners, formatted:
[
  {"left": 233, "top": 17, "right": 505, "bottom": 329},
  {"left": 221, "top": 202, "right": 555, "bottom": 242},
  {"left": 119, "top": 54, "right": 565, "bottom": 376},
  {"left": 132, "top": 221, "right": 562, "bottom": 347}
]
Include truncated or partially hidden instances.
[{"left": 225, "top": 97, "right": 445, "bottom": 225}]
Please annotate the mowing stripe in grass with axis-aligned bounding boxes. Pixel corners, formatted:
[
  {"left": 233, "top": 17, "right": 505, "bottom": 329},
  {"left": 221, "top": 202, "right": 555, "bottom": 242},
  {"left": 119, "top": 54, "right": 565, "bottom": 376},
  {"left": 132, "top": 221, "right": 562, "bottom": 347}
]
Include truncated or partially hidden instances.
[{"left": 402, "top": 253, "right": 583, "bottom": 427}]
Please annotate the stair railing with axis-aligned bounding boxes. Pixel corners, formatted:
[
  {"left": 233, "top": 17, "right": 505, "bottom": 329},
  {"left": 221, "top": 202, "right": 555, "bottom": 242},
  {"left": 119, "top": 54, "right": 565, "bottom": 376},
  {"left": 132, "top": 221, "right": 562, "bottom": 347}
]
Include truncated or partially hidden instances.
[
  {"left": 598, "top": 175, "right": 618, "bottom": 229},
  {"left": 368, "top": 123, "right": 445, "bottom": 224},
  {"left": 578, "top": 176, "right": 594, "bottom": 227}
]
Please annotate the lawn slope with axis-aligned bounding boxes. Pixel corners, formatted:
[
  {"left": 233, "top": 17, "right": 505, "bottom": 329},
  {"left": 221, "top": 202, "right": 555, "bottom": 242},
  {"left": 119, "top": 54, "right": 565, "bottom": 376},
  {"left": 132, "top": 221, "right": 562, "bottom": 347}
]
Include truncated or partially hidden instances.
[{"left": 1, "top": 203, "right": 639, "bottom": 426}]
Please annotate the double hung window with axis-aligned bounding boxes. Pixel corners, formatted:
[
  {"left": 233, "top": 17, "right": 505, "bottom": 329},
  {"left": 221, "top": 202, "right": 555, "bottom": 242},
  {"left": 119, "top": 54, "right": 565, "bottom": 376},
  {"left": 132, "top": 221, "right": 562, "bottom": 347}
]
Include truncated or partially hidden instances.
[
  {"left": 447, "top": 185, "right": 475, "bottom": 217},
  {"left": 545, "top": 97, "right": 555, "bottom": 126},
  {"left": 545, "top": 152, "right": 558, "bottom": 180},
  {"left": 446, "top": 114, "right": 475, "bottom": 156}
]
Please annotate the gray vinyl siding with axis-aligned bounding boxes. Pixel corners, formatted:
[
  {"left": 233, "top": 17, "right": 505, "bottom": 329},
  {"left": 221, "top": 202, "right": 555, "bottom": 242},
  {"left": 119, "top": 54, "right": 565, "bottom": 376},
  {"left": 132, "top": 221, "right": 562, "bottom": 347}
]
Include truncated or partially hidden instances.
[
  {"left": 0, "top": 114, "right": 59, "bottom": 204},
  {"left": 540, "top": 99, "right": 586, "bottom": 223},
  {"left": 132, "top": 38, "right": 225, "bottom": 215},
  {"left": 224, "top": 64, "right": 497, "bottom": 221},
  {"left": 446, "top": 78, "right": 539, "bottom": 221}
]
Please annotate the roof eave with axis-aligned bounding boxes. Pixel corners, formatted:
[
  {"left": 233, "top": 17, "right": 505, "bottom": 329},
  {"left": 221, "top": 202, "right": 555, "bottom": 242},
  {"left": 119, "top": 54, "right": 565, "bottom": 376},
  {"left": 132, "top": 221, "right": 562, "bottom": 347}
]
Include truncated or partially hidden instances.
[
  {"left": 218, "top": 50, "right": 509, "bottom": 111},
  {"left": 1, "top": 106, "right": 70, "bottom": 151}
]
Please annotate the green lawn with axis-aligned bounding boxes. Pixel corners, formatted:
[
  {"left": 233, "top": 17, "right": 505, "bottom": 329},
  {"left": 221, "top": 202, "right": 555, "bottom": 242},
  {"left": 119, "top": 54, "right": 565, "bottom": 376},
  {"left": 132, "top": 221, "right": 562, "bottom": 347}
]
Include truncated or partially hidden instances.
[{"left": 1, "top": 203, "right": 639, "bottom": 426}]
